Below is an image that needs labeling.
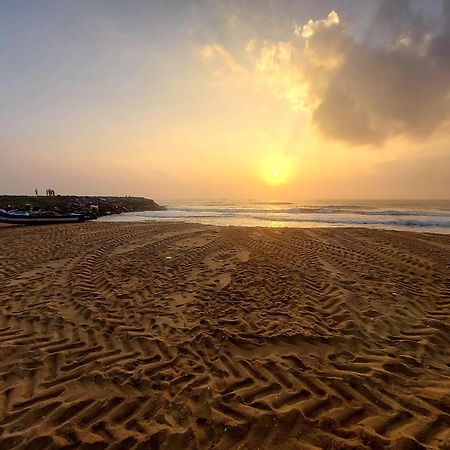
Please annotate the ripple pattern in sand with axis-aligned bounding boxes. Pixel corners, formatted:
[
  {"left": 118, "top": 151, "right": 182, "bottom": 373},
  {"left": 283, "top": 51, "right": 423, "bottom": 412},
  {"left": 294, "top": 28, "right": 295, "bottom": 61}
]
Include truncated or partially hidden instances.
[{"left": 0, "top": 223, "right": 449, "bottom": 449}]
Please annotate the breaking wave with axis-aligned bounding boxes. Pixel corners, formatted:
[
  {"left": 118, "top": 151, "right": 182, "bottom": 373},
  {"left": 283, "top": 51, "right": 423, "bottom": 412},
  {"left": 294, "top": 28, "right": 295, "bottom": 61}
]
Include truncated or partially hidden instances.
[{"left": 102, "top": 200, "right": 450, "bottom": 233}]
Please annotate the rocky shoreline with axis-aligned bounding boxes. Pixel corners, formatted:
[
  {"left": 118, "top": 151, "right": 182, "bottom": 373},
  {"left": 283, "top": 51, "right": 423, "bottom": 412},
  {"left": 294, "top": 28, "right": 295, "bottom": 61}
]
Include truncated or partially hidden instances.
[{"left": 0, "top": 195, "right": 165, "bottom": 217}]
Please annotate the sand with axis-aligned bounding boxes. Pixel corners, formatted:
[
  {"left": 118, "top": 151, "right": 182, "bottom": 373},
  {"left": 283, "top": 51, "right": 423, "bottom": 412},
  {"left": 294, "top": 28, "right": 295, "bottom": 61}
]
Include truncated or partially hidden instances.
[{"left": 0, "top": 222, "right": 449, "bottom": 450}]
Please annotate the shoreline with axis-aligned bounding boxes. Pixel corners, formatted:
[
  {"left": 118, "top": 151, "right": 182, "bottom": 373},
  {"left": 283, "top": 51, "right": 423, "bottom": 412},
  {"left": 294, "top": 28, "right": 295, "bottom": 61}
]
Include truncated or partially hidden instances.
[
  {"left": 99, "top": 215, "right": 450, "bottom": 235},
  {"left": 3, "top": 218, "right": 450, "bottom": 235},
  {"left": 0, "top": 222, "right": 449, "bottom": 449},
  {"left": 97, "top": 199, "right": 450, "bottom": 235}
]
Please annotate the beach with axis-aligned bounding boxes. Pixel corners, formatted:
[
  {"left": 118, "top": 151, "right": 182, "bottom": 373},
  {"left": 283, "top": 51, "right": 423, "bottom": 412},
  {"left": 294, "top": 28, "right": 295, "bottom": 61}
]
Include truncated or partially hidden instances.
[{"left": 0, "top": 222, "right": 449, "bottom": 449}]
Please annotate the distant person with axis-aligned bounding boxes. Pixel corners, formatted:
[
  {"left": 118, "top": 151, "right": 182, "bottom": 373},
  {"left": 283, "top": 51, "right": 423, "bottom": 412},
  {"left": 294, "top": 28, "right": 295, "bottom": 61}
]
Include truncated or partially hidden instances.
[{"left": 35, "top": 188, "right": 38, "bottom": 196}]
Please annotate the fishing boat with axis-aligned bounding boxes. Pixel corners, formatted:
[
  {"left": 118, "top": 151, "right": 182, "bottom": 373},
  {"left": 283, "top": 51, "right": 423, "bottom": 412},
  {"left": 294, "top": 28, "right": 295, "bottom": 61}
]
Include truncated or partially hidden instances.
[{"left": 0, "top": 210, "right": 97, "bottom": 225}]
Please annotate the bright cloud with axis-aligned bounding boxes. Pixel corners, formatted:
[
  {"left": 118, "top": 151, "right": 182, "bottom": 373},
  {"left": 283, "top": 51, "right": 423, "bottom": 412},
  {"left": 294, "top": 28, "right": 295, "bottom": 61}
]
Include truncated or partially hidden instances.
[
  {"left": 201, "top": 0, "right": 450, "bottom": 146},
  {"left": 297, "top": 10, "right": 340, "bottom": 39}
]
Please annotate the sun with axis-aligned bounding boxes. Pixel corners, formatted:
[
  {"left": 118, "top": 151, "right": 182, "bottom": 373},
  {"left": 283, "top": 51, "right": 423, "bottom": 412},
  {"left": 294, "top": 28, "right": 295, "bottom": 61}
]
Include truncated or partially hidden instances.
[{"left": 261, "top": 157, "right": 292, "bottom": 186}]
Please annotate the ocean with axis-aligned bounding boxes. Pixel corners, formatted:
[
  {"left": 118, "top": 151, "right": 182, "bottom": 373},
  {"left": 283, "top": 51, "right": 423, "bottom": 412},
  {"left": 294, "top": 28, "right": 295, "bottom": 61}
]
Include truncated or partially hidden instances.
[{"left": 101, "top": 199, "right": 450, "bottom": 234}]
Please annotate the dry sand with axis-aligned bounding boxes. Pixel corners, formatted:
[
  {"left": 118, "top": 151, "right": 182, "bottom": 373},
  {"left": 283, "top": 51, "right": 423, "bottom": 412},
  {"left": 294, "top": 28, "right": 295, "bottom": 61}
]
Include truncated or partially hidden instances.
[{"left": 0, "top": 222, "right": 449, "bottom": 449}]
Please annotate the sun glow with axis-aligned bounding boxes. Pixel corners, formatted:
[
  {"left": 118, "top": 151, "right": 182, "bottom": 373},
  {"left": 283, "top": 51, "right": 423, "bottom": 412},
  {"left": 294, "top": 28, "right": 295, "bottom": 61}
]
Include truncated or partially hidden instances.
[{"left": 262, "top": 157, "right": 292, "bottom": 186}]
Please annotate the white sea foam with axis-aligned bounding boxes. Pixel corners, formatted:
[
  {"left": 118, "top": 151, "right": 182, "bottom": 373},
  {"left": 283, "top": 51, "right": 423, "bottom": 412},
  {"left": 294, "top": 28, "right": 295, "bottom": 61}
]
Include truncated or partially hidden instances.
[{"left": 101, "top": 200, "right": 450, "bottom": 233}]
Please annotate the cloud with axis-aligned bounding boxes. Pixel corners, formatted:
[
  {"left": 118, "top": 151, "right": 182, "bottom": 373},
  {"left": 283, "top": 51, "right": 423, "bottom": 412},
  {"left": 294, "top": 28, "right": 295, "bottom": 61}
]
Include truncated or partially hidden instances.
[
  {"left": 309, "top": 0, "right": 450, "bottom": 145},
  {"left": 199, "top": 44, "right": 242, "bottom": 74},
  {"left": 296, "top": 10, "right": 340, "bottom": 39},
  {"left": 201, "top": 0, "right": 450, "bottom": 146},
  {"left": 200, "top": 39, "right": 307, "bottom": 109},
  {"left": 252, "top": 41, "right": 309, "bottom": 110}
]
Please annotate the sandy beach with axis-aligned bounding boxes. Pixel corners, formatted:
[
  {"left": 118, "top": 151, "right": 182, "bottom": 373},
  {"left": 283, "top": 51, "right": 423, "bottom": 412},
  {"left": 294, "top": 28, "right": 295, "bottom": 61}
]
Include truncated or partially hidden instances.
[{"left": 0, "top": 222, "right": 449, "bottom": 449}]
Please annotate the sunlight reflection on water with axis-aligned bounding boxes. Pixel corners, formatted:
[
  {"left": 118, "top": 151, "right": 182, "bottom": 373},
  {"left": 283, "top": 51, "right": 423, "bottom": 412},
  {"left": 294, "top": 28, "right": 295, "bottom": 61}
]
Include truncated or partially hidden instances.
[{"left": 100, "top": 199, "right": 450, "bottom": 234}]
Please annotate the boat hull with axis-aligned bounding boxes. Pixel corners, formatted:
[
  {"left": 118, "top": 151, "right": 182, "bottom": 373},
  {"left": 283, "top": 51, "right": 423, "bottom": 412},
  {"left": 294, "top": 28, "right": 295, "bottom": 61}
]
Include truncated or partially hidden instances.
[{"left": 0, "top": 211, "right": 97, "bottom": 225}]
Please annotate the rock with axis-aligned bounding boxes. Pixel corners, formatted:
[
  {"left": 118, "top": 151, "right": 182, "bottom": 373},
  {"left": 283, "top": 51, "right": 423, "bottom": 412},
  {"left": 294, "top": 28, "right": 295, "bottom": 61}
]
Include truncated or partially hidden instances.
[{"left": 0, "top": 195, "right": 165, "bottom": 217}]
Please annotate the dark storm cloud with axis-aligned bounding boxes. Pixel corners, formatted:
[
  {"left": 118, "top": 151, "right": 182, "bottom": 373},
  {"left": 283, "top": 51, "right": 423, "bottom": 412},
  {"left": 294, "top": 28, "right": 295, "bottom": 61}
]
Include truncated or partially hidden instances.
[{"left": 308, "top": 0, "right": 450, "bottom": 145}]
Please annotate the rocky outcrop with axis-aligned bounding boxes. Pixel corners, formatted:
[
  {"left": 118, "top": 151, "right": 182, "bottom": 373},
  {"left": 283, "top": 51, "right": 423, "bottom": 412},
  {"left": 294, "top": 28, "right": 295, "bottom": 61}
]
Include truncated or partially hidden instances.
[{"left": 0, "top": 195, "right": 165, "bottom": 217}]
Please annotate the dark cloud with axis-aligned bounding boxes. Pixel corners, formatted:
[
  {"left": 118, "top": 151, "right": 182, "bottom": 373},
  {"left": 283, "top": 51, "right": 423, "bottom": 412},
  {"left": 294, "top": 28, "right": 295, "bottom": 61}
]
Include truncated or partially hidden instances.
[
  {"left": 366, "top": 0, "right": 432, "bottom": 49},
  {"left": 305, "top": 0, "right": 450, "bottom": 145}
]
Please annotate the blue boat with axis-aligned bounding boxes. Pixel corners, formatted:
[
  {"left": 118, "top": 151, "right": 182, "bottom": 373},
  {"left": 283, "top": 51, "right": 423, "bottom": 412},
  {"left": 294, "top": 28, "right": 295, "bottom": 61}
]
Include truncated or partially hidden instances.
[{"left": 0, "top": 210, "right": 97, "bottom": 225}]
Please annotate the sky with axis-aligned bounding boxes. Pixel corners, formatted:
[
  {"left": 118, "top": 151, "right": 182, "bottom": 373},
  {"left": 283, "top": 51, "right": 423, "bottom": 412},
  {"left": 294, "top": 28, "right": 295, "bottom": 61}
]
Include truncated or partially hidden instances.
[{"left": 0, "top": 0, "right": 449, "bottom": 201}]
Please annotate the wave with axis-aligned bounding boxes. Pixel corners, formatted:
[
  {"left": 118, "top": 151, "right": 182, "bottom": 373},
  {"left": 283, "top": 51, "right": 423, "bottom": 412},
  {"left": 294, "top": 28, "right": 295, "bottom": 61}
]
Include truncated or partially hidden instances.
[
  {"left": 249, "top": 215, "right": 450, "bottom": 228},
  {"left": 107, "top": 201, "right": 450, "bottom": 232},
  {"left": 166, "top": 206, "right": 450, "bottom": 218},
  {"left": 127, "top": 211, "right": 450, "bottom": 229},
  {"left": 344, "top": 209, "right": 450, "bottom": 217}
]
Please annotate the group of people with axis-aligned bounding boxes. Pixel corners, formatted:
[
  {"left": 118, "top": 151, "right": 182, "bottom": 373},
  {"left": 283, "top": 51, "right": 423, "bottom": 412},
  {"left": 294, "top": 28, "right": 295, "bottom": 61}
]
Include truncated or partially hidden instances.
[{"left": 34, "top": 188, "right": 56, "bottom": 196}]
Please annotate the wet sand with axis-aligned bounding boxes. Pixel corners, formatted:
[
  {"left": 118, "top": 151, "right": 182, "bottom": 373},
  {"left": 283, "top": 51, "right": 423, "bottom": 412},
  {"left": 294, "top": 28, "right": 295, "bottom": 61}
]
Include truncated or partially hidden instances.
[{"left": 0, "top": 222, "right": 449, "bottom": 449}]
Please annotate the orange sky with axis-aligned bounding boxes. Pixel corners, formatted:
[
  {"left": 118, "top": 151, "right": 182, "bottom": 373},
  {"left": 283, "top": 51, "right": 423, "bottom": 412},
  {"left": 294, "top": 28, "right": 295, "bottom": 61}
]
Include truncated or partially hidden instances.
[{"left": 1, "top": 1, "right": 449, "bottom": 201}]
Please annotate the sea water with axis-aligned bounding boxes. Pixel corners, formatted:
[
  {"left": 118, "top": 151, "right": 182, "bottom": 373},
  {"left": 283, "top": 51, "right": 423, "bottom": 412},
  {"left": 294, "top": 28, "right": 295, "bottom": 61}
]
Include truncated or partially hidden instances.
[{"left": 101, "top": 199, "right": 450, "bottom": 234}]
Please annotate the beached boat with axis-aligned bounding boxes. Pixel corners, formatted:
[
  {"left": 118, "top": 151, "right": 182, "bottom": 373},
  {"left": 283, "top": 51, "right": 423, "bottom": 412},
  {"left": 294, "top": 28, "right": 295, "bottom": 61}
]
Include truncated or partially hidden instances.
[{"left": 0, "top": 210, "right": 97, "bottom": 225}]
